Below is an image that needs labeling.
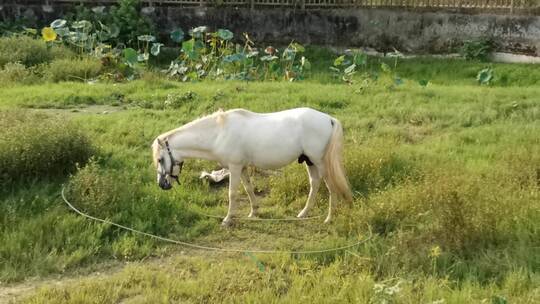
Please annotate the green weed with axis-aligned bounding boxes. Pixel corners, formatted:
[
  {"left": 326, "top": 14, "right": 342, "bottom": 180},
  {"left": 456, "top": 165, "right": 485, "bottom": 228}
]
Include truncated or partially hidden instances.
[
  {"left": 0, "top": 36, "right": 73, "bottom": 67},
  {"left": 0, "top": 62, "right": 41, "bottom": 85}
]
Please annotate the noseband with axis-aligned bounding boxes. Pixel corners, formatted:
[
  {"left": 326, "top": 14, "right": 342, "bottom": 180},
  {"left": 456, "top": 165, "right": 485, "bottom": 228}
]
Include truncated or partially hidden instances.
[{"left": 163, "top": 139, "right": 183, "bottom": 184}]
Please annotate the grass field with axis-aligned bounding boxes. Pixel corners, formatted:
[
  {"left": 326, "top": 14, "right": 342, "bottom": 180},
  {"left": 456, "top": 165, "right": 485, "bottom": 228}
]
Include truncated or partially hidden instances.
[{"left": 0, "top": 55, "right": 539, "bottom": 303}]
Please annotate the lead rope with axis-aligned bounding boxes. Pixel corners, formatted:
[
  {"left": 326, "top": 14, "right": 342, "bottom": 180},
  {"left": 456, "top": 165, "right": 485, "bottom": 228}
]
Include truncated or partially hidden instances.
[{"left": 61, "top": 186, "right": 372, "bottom": 254}]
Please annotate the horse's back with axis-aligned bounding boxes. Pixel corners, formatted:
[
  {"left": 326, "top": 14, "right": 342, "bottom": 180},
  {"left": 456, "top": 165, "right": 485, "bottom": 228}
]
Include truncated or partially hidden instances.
[
  {"left": 226, "top": 108, "right": 332, "bottom": 138},
  {"left": 226, "top": 107, "right": 331, "bottom": 123}
]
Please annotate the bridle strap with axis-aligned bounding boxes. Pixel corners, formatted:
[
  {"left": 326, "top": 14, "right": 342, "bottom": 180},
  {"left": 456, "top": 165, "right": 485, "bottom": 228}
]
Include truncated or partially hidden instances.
[{"left": 164, "top": 139, "right": 182, "bottom": 184}]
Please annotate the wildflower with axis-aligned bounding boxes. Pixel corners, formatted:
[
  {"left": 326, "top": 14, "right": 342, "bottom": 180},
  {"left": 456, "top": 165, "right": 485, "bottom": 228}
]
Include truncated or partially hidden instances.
[
  {"left": 430, "top": 245, "right": 442, "bottom": 258},
  {"left": 41, "top": 27, "right": 57, "bottom": 42},
  {"left": 385, "top": 281, "right": 402, "bottom": 296},
  {"left": 373, "top": 283, "right": 385, "bottom": 293}
]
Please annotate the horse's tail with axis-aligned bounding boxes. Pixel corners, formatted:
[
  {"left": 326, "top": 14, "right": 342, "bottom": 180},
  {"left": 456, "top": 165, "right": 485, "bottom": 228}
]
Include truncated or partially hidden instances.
[{"left": 324, "top": 118, "right": 353, "bottom": 202}]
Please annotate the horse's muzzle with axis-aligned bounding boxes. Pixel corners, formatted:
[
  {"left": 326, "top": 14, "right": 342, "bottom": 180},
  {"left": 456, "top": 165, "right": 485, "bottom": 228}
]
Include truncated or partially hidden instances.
[{"left": 159, "top": 178, "right": 173, "bottom": 190}]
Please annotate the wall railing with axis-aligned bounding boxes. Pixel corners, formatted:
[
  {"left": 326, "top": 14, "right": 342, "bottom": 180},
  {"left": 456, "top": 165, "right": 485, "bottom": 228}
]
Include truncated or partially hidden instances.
[{"left": 18, "top": 0, "right": 540, "bottom": 13}]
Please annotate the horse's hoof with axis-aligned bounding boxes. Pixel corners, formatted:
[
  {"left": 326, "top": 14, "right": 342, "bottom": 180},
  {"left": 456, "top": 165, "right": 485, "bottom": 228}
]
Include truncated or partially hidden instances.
[
  {"left": 248, "top": 212, "right": 257, "bottom": 218},
  {"left": 324, "top": 216, "right": 332, "bottom": 224},
  {"left": 221, "top": 219, "right": 233, "bottom": 227},
  {"left": 297, "top": 209, "right": 308, "bottom": 218}
]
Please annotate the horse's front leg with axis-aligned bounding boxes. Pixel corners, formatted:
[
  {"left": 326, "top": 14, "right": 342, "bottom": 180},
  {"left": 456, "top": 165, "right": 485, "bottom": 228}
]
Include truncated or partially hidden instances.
[
  {"left": 222, "top": 164, "right": 243, "bottom": 226},
  {"left": 241, "top": 169, "right": 258, "bottom": 218}
]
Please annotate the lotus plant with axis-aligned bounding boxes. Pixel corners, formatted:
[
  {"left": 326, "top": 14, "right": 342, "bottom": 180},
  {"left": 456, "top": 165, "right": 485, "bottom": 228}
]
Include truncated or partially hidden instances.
[
  {"left": 330, "top": 50, "right": 367, "bottom": 84},
  {"left": 166, "top": 26, "right": 310, "bottom": 82}
]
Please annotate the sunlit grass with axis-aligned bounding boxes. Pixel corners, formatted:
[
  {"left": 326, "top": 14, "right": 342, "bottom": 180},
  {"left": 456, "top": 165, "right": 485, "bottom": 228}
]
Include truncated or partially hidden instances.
[{"left": 1, "top": 57, "right": 539, "bottom": 303}]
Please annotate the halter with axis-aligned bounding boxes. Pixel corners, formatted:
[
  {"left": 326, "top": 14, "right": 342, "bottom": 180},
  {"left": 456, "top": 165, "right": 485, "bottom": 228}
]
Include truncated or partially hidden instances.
[{"left": 162, "top": 139, "right": 183, "bottom": 184}]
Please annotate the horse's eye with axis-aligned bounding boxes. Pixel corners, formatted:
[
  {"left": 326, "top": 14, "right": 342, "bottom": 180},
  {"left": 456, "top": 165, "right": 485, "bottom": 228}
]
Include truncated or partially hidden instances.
[{"left": 158, "top": 157, "right": 163, "bottom": 163}]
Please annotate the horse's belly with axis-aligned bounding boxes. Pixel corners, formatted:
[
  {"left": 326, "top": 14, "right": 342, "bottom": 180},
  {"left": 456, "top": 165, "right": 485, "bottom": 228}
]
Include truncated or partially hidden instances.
[
  {"left": 251, "top": 149, "right": 300, "bottom": 169},
  {"left": 245, "top": 125, "right": 303, "bottom": 169}
]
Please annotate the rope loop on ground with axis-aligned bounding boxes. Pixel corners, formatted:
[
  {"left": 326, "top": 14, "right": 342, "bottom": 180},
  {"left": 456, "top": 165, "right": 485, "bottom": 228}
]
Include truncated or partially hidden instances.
[{"left": 61, "top": 185, "right": 372, "bottom": 254}]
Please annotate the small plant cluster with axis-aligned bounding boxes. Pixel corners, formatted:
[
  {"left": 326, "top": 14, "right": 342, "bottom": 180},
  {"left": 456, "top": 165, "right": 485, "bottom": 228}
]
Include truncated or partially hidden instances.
[
  {"left": 0, "top": 34, "right": 105, "bottom": 85},
  {"left": 40, "top": 17, "right": 161, "bottom": 80},
  {"left": 166, "top": 27, "right": 310, "bottom": 81},
  {"left": 38, "top": 19, "right": 311, "bottom": 82},
  {"left": 42, "top": 19, "right": 118, "bottom": 55},
  {"left": 460, "top": 38, "right": 493, "bottom": 62},
  {"left": 330, "top": 50, "right": 367, "bottom": 84},
  {"left": 164, "top": 91, "right": 198, "bottom": 108},
  {"left": 330, "top": 47, "right": 500, "bottom": 87},
  {"left": 331, "top": 49, "right": 417, "bottom": 89},
  {"left": 0, "top": 62, "right": 40, "bottom": 85},
  {"left": 373, "top": 280, "right": 403, "bottom": 303},
  {"left": 0, "top": 0, "right": 159, "bottom": 82},
  {"left": 67, "top": 160, "right": 142, "bottom": 217},
  {"left": 477, "top": 67, "right": 494, "bottom": 85},
  {"left": 0, "top": 110, "right": 94, "bottom": 185}
]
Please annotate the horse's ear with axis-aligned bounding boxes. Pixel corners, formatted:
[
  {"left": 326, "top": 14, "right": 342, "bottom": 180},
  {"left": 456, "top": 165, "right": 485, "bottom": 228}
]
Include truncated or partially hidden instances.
[{"left": 152, "top": 138, "right": 163, "bottom": 148}]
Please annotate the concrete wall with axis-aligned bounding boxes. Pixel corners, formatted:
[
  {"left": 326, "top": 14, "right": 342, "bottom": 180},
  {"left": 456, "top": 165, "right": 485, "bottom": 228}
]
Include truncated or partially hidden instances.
[
  {"left": 157, "top": 8, "right": 540, "bottom": 55},
  {"left": 2, "top": 4, "right": 539, "bottom": 55}
]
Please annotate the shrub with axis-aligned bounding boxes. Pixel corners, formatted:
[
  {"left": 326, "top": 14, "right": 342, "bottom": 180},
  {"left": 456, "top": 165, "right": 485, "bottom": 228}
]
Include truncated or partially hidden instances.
[
  {"left": 0, "top": 36, "right": 49, "bottom": 67},
  {"left": 66, "top": 160, "right": 140, "bottom": 217},
  {"left": 0, "top": 36, "right": 74, "bottom": 67},
  {"left": 65, "top": 0, "right": 156, "bottom": 47},
  {"left": 0, "top": 62, "right": 40, "bottom": 85},
  {"left": 0, "top": 110, "right": 94, "bottom": 184},
  {"left": 0, "top": 19, "right": 27, "bottom": 36},
  {"left": 44, "top": 57, "right": 102, "bottom": 82},
  {"left": 108, "top": 0, "right": 156, "bottom": 46},
  {"left": 460, "top": 38, "right": 493, "bottom": 61}
]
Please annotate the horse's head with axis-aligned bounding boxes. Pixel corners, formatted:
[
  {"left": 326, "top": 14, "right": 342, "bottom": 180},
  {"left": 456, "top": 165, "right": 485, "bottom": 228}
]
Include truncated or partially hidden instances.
[{"left": 152, "top": 138, "right": 184, "bottom": 190}]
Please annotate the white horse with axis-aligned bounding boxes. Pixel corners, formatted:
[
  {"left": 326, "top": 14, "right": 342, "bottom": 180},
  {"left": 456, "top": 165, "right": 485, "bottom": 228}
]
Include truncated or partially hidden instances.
[{"left": 152, "top": 107, "right": 353, "bottom": 226}]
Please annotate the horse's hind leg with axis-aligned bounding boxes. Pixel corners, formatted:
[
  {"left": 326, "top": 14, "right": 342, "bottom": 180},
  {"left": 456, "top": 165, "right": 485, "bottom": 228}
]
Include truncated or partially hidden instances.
[
  {"left": 223, "top": 164, "right": 243, "bottom": 226},
  {"left": 323, "top": 179, "right": 337, "bottom": 224},
  {"left": 297, "top": 164, "right": 322, "bottom": 218},
  {"left": 241, "top": 169, "right": 259, "bottom": 218}
]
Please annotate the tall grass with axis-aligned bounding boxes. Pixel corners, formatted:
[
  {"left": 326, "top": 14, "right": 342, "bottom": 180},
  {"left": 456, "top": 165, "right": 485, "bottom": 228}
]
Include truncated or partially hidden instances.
[
  {"left": 0, "top": 110, "right": 94, "bottom": 184},
  {"left": 44, "top": 58, "right": 102, "bottom": 82}
]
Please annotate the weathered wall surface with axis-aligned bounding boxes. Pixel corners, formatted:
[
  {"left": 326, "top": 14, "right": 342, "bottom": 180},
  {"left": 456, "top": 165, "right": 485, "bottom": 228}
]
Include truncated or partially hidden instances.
[
  {"left": 158, "top": 8, "right": 540, "bottom": 55},
  {"left": 2, "top": 4, "right": 539, "bottom": 55}
]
